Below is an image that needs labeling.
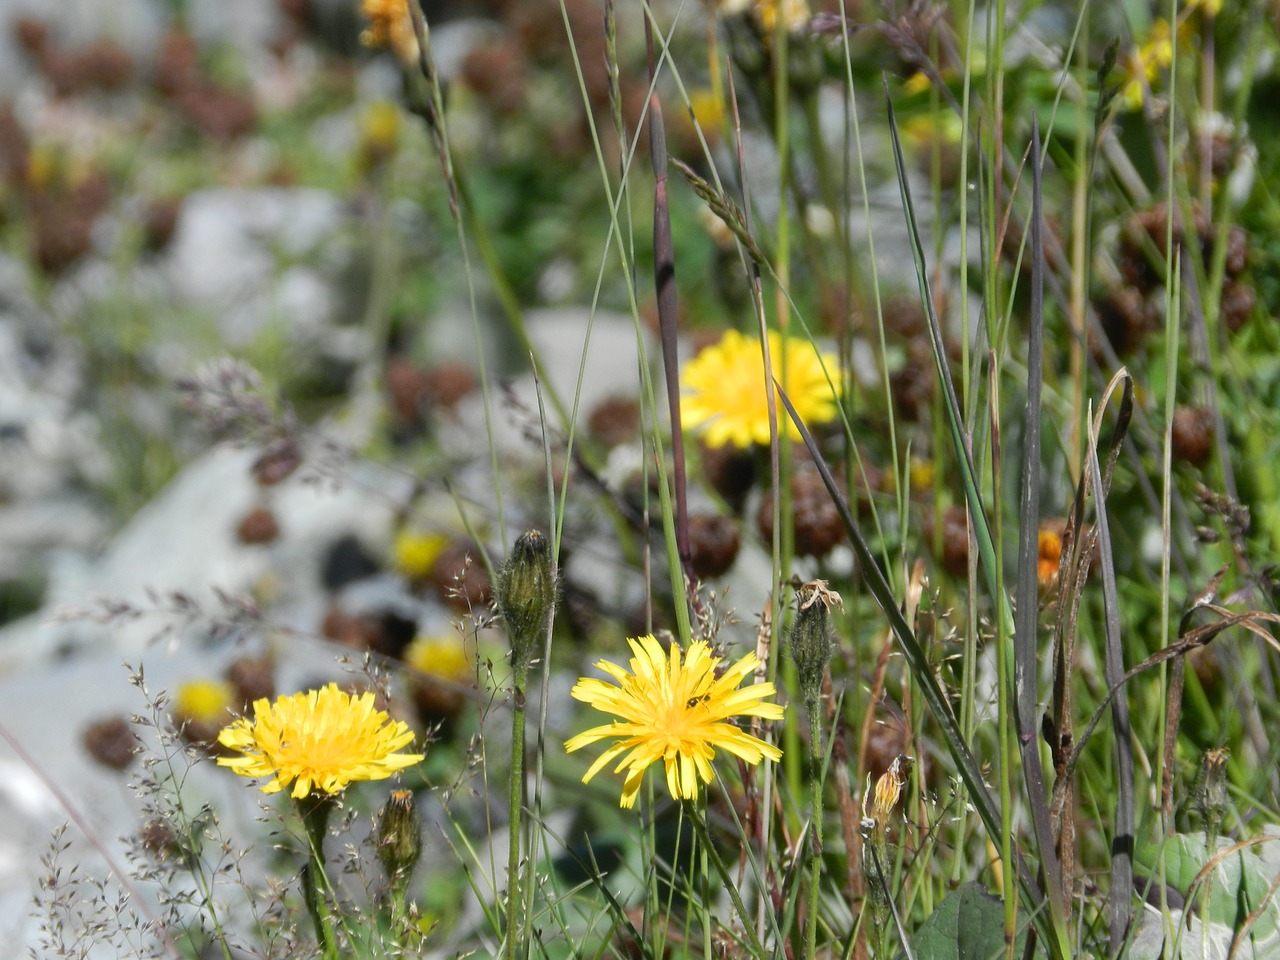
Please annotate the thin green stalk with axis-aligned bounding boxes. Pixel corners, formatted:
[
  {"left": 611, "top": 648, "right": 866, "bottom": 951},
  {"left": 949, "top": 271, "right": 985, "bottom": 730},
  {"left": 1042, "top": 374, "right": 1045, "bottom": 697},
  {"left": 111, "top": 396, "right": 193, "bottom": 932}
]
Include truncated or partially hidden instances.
[
  {"left": 804, "top": 697, "right": 825, "bottom": 960},
  {"left": 298, "top": 795, "right": 338, "bottom": 960},
  {"left": 504, "top": 661, "right": 527, "bottom": 960}
]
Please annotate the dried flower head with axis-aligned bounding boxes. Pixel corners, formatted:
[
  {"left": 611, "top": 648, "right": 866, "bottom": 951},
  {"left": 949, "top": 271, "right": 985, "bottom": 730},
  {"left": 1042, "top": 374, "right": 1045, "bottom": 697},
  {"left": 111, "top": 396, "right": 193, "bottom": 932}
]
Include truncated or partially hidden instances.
[
  {"left": 217, "top": 683, "right": 423, "bottom": 798},
  {"left": 565, "top": 635, "right": 783, "bottom": 809}
]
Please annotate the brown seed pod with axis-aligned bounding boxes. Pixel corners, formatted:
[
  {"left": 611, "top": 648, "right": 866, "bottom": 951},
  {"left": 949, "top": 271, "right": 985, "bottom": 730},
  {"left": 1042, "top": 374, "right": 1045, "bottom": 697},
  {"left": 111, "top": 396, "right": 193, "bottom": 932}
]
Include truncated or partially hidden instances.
[
  {"left": 1171, "top": 406, "right": 1214, "bottom": 467},
  {"left": 83, "top": 716, "right": 137, "bottom": 770},
  {"left": 757, "top": 467, "right": 844, "bottom": 558},
  {"left": 236, "top": 507, "right": 279, "bottom": 544},
  {"left": 687, "top": 514, "right": 741, "bottom": 579}
]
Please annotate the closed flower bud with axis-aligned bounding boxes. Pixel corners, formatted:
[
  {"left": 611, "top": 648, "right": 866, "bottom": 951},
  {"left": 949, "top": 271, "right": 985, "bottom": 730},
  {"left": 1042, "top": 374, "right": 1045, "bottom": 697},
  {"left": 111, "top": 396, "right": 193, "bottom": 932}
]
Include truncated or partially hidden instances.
[
  {"left": 377, "top": 789, "right": 423, "bottom": 883},
  {"left": 495, "top": 530, "right": 557, "bottom": 675},
  {"left": 789, "top": 580, "right": 840, "bottom": 702}
]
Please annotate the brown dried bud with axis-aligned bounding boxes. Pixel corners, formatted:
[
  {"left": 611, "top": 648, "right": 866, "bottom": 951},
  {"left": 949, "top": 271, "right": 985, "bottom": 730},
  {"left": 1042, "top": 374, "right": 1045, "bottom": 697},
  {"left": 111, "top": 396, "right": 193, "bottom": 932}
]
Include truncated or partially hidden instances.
[
  {"left": 757, "top": 467, "right": 844, "bottom": 558},
  {"left": 687, "top": 514, "right": 740, "bottom": 579},
  {"left": 700, "top": 442, "right": 756, "bottom": 514},
  {"left": 236, "top": 506, "right": 279, "bottom": 544},
  {"left": 587, "top": 394, "right": 641, "bottom": 448},
  {"left": 227, "top": 656, "right": 275, "bottom": 708},
  {"left": 1171, "top": 406, "right": 1214, "bottom": 467},
  {"left": 83, "top": 716, "right": 137, "bottom": 770}
]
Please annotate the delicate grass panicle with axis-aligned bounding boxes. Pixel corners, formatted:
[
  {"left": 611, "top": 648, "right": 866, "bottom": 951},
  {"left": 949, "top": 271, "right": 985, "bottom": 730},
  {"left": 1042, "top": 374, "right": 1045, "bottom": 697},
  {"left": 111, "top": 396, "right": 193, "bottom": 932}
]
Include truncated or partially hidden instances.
[
  {"left": 565, "top": 634, "right": 783, "bottom": 809},
  {"left": 216, "top": 683, "right": 423, "bottom": 798}
]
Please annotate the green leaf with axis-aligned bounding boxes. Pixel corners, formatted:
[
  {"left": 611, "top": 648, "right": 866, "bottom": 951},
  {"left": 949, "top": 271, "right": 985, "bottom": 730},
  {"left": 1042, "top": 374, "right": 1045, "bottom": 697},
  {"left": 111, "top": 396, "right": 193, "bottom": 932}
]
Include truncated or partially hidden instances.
[
  {"left": 1131, "top": 830, "right": 1280, "bottom": 958},
  {"left": 908, "top": 883, "right": 1034, "bottom": 960}
]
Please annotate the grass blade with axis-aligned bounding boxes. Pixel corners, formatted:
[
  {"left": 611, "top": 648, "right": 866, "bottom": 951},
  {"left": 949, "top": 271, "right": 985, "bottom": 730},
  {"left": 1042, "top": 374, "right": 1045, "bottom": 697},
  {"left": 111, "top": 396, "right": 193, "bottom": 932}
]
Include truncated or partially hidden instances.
[
  {"left": 1015, "top": 117, "right": 1065, "bottom": 916},
  {"left": 773, "top": 383, "right": 1056, "bottom": 954},
  {"left": 1086, "top": 409, "right": 1134, "bottom": 956}
]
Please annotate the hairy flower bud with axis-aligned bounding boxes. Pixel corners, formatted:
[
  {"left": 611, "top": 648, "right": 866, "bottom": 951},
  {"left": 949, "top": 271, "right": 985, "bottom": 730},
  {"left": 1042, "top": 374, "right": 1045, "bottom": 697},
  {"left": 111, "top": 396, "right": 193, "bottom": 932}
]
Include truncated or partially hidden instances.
[
  {"left": 788, "top": 580, "right": 840, "bottom": 702},
  {"left": 377, "top": 789, "right": 423, "bottom": 883},
  {"left": 495, "top": 530, "right": 556, "bottom": 675}
]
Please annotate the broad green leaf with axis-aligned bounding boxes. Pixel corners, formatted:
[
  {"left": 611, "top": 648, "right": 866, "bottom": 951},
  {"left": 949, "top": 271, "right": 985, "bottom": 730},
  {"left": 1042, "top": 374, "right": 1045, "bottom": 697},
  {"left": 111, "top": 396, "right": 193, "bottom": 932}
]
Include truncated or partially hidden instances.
[{"left": 908, "top": 882, "right": 1035, "bottom": 960}]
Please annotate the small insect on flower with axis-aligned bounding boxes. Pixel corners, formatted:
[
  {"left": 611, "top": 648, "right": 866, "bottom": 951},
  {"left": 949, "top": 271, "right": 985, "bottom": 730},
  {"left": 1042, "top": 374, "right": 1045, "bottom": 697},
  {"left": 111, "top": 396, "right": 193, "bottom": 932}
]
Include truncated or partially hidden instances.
[
  {"left": 565, "top": 635, "right": 784, "bottom": 809},
  {"left": 217, "top": 683, "right": 423, "bottom": 799}
]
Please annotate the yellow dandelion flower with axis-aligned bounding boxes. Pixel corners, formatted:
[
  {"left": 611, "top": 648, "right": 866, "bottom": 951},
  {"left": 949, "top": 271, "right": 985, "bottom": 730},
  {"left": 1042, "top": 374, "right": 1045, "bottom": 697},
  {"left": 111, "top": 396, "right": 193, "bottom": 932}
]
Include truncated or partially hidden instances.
[
  {"left": 393, "top": 530, "right": 450, "bottom": 580},
  {"left": 404, "top": 634, "right": 470, "bottom": 682},
  {"left": 175, "top": 679, "right": 236, "bottom": 724},
  {"left": 217, "top": 683, "right": 423, "bottom": 798},
  {"left": 1120, "top": 19, "right": 1173, "bottom": 111},
  {"left": 681, "top": 329, "right": 840, "bottom": 449},
  {"left": 359, "top": 0, "right": 419, "bottom": 65},
  {"left": 565, "top": 634, "right": 783, "bottom": 809}
]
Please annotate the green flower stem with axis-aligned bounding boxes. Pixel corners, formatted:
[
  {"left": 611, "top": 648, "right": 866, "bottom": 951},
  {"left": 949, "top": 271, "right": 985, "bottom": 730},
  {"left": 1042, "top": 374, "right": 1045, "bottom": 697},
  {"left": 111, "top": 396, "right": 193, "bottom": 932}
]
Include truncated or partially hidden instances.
[
  {"left": 683, "top": 801, "right": 768, "bottom": 960},
  {"left": 505, "top": 661, "right": 528, "bottom": 960},
  {"left": 297, "top": 795, "right": 338, "bottom": 960},
  {"left": 804, "top": 695, "right": 824, "bottom": 960}
]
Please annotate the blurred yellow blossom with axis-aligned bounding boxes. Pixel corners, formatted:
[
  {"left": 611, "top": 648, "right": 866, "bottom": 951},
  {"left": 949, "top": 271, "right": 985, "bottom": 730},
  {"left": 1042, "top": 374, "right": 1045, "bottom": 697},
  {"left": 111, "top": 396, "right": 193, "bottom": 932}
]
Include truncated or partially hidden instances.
[
  {"left": 175, "top": 679, "right": 236, "bottom": 725},
  {"left": 394, "top": 531, "right": 450, "bottom": 580},
  {"left": 404, "top": 634, "right": 470, "bottom": 683},
  {"left": 1121, "top": 19, "right": 1173, "bottom": 111}
]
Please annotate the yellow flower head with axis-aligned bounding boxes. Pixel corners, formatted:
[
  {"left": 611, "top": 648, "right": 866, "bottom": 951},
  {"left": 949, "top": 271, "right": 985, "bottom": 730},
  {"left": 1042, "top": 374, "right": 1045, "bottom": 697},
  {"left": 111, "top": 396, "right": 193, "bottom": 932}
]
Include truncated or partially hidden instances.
[
  {"left": 565, "top": 635, "right": 783, "bottom": 809},
  {"left": 404, "top": 634, "right": 470, "bottom": 682},
  {"left": 175, "top": 679, "right": 236, "bottom": 724},
  {"left": 1121, "top": 19, "right": 1174, "bottom": 110},
  {"left": 682, "top": 329, "right": 840, "bottom": 449},
  {"left": 217, "top": 683, "right": 423, "bottom": 798},
  {"left": 393, "top": 530, "right": 450, "bottom": 580},
  {"left": 1037, "top": 526, "right": 1064, "bottom": 589},
  {"left": 360, "top": 0, "right": 419, "bottom": 65}
]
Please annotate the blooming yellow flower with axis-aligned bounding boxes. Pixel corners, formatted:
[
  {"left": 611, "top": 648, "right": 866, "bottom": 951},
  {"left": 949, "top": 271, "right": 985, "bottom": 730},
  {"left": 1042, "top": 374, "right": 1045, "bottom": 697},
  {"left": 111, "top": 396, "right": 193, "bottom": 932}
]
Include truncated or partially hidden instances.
[
  {"left": 565, "top": 635, "right": 783, "bottom": 809},
  {"left": 359, "top": 0, "right": 419, "bottom": 65},
  {"left": 217, "top": 683, "right": 423, "bottom": 798},
  {"left": 682, "top": 329, "right": 840, "bottom": 448}
]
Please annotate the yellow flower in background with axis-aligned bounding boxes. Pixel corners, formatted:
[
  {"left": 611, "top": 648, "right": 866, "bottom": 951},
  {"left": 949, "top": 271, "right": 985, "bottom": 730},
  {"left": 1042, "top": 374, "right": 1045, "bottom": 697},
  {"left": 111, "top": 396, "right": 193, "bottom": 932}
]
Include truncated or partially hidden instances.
[
  {"left": 404, "top": 634, "right": 470, "bottom": 682},
  {"left": 565, "top": 635, "right": 783, "bottom": 809},
  {"left": 682, "top": 329, "right": 840, "bottom": 448},
  {"left": 1185, "top": 0, "right": 1222, "bottom": 16},
  {"left": 1121, "top": 19, "right": 1173, "bottom": 110},
  {"left": 1037, "top": 522, "right": 1067, "bottom": 589},
  {"left": 175, "top": 679, "right": 236, "bottom": 724},
  {"left": 217, "top": 683, "right": 423, "bottom": 798},
  {"left": 393, "top": 530, "right": 449, "bottom": 580},
  {"left": 359, "top": 0, "right": 419, "bottom": 65},
  {"left": 753, "top": 0, "right": 810, "bottom": 34}
]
